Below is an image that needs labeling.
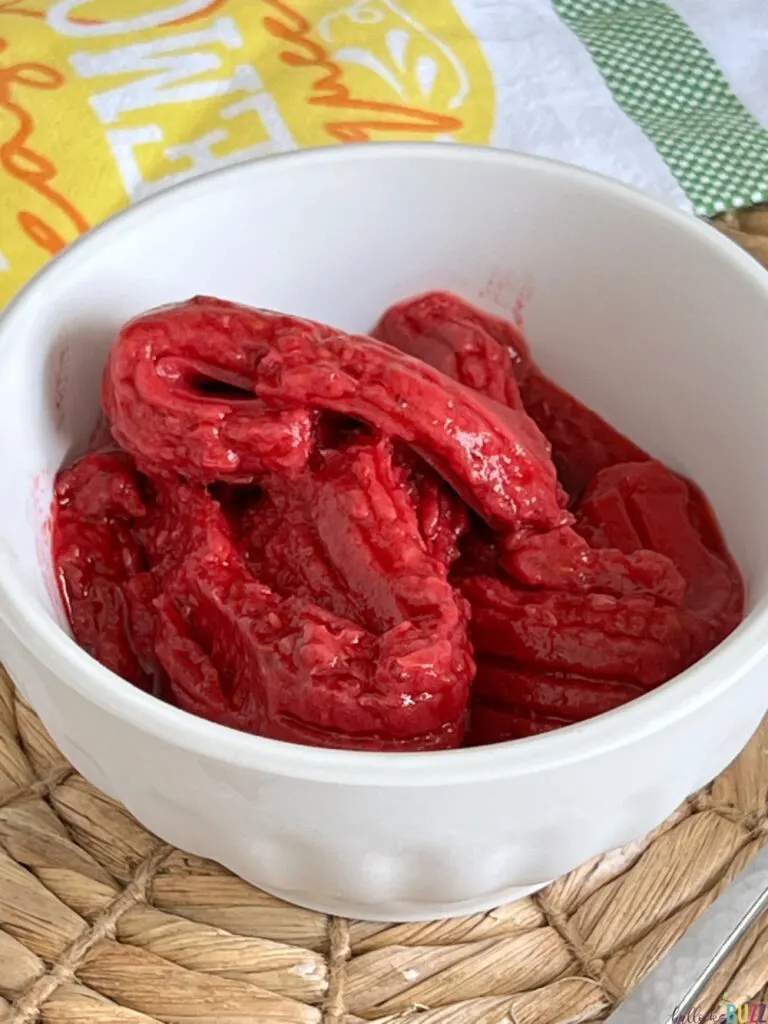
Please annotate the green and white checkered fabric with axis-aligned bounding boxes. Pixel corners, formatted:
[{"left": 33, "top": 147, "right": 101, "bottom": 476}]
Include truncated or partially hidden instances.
[{"left": 553, "top": 0, "right": 768, "bottom": 215}]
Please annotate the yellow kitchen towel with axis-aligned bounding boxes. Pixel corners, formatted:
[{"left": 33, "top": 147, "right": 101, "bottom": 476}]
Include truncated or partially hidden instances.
[
  {"left": 2, "top": 0, "right": 767, "bottom": 307},
  {"left": 0, "top": 0, "right": 495, "bottom": 305}
]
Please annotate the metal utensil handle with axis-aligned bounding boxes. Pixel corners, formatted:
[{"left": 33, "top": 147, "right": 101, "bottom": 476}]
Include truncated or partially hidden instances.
[
  {"left": 605, "top": 845, "right": 768, "bottom": 1022},
  {"left": 674, "top": 882, "right": 768, "bottom": 1019}
]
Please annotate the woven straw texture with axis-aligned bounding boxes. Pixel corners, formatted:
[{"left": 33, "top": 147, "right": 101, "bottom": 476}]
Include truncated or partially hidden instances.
[{"left": 1, "top": 215, "right": 767, "bottom": 1023}]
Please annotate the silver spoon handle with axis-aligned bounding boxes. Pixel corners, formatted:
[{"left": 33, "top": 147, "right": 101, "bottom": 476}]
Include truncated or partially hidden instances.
[
  {"left": 605, "top": 844, "right": 768, "bottom": 1023},
  {"left": 675, "top": 878, "right": 768, "bottom": 1019}
]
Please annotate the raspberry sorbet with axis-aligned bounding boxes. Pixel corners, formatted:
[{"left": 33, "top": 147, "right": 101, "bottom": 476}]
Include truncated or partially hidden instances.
[{"left": 52, "top": 292, "right": 744, "bottom": 751}]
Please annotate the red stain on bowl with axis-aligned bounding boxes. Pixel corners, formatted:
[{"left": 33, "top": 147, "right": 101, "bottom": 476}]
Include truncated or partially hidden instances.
[
  {"left": 51, "top": 344, "right": 72, "bottom": 430},
  {"left": 477, "top": 270, "right": 534, "bottom": 328},
  {"left": 32, "top": 471, "right": 63, "bottom": 614}
]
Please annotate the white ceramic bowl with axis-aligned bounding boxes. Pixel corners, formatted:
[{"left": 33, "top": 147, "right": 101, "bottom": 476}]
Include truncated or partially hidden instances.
[{"left": 0, "top": 144, "right": 767, "bottom": 922}]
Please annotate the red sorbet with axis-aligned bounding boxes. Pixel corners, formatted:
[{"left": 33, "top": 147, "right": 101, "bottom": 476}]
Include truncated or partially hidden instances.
[{"left": 53, "top": 292, "right": 744, "bottom": 750}]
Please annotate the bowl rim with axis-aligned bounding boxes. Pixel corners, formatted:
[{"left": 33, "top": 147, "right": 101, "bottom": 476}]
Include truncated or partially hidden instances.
[{"left": 1, "top": 141, "right": 767, "bottom": 787}]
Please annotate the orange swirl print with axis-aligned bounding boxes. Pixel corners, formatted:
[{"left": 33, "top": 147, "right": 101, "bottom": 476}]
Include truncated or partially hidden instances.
[
  {"left": 0, "top": 35, "right": 89, "bottom": 256},
  {"left": 263, "top": 0, "right": 464, "bottom": 142}
]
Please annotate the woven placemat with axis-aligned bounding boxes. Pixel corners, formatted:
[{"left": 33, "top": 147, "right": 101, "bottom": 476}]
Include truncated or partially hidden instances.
[{"left": 1, "top": 214, "right": 768, "bottom": 1024}]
